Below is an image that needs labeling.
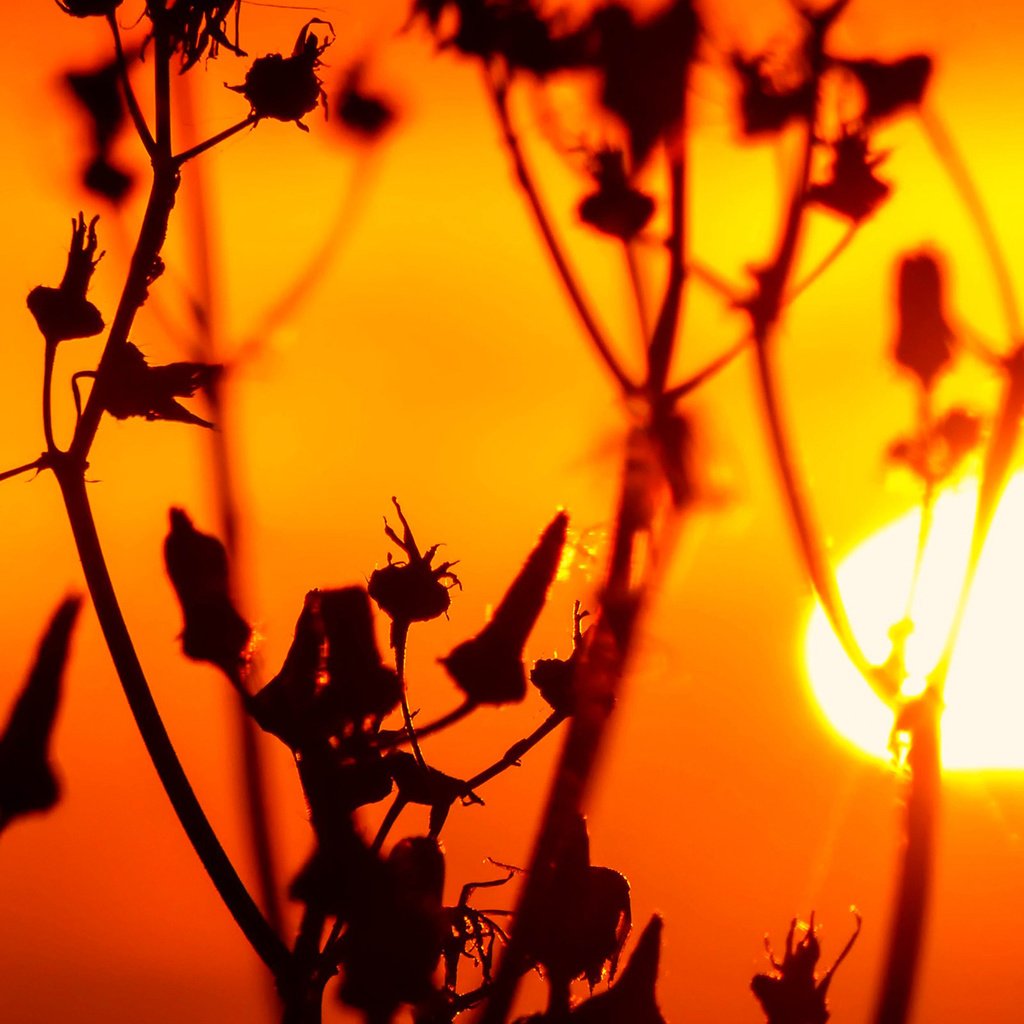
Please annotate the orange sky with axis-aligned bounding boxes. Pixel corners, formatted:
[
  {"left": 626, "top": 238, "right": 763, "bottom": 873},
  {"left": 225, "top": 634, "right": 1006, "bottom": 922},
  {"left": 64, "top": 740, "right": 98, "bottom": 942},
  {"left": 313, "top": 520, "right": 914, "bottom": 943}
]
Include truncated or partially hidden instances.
[{"left": 2, "top": 1, "right": 1024, "bottom": 1022}]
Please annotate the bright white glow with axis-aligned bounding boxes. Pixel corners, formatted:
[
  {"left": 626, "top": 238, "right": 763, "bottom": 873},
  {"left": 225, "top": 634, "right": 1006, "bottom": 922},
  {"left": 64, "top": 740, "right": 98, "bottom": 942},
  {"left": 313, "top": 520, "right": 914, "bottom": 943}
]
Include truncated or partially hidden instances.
[{"left": 804, "top": 475, "right": 1024, "bottom": 770}]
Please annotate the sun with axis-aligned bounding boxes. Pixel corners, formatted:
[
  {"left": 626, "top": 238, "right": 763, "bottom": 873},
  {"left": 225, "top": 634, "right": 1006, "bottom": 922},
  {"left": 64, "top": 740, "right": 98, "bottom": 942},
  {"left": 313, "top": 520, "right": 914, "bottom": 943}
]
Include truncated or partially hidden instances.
[{"left": 804, "top": 474, "right": 1024, "bottom": 770}]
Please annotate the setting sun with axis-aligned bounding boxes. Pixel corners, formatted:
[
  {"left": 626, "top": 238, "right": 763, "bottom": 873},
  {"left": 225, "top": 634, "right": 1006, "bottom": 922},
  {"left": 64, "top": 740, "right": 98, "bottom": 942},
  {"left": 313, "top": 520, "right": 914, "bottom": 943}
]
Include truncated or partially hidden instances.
[{"left": 806, "top": 473, "right": 1024, "bottom": 769}]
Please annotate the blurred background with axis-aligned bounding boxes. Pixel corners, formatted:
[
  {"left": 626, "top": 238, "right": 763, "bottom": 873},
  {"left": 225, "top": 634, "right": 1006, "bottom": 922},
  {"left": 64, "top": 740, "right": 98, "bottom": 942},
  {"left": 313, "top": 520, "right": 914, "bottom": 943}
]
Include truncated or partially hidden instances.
[{"left": 2, "top": 0, "right": 1024, "bottom": 1021}]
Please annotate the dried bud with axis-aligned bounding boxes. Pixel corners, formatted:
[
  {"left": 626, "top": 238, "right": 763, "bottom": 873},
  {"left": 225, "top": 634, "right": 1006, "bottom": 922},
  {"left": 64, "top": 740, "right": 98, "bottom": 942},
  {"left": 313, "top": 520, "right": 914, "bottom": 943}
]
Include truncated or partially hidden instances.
[
  {"left": 893, "top": 251, "right": 954, "bottom": 387},
  {"left": 578, "top": 149, "right": 655, "bottom": 241},
  {"left": 229, "top": 20, "right": 332, "bottom": 131},
  {"left": 27, "top": 214, "right": 104, "bottom": 343},
  {"left": 335, "top": 65, "right": 397, "bottom": 141},
  {"left": 530, "top": 601, "right": 589, "bottom": 715},
  {"left": 441, "top": 511, "right": 567, "bottom": 706},
  {"left": 164, "top": 0, "right": 246, "bottom": 71},
  {"left": 732, "top": 52, "right": 814, "bottom": 138},
  {"left": 0, "top": 597, "right": 81, "bottom": 834},
  {"left": 164, "top": 508, "right": 251, "bottom": 678},
  {"left": 368, "top": 498, "right": 461, "bottom": 628}
]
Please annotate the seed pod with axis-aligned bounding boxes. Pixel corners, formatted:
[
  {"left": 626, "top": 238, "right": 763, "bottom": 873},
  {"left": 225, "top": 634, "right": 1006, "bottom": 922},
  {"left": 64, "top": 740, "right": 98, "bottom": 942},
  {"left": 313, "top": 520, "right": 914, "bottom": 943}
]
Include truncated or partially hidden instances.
[{"left": 893, "top": 251, "right": 954, "bottom": 388}]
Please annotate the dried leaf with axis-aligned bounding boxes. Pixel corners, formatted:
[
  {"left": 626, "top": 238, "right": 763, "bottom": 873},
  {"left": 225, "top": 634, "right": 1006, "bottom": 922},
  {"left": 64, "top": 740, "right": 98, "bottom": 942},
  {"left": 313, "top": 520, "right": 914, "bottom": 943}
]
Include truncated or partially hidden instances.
[
  {"left": 99, "top": 342, "right": 219, "bottom": 428},
  {"left": 441, "top": 511, "right": 567, "bottom": 705},
  {"left": 0, "top": 597, "right": 81, "bottom": 834}
]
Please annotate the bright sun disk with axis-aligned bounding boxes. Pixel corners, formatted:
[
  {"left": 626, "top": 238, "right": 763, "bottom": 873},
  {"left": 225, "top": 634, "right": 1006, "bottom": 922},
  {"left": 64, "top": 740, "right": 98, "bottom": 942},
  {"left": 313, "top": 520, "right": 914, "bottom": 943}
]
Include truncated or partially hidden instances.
[{"left": 805, "top": 473, "right": 1024, "bottom": 770}]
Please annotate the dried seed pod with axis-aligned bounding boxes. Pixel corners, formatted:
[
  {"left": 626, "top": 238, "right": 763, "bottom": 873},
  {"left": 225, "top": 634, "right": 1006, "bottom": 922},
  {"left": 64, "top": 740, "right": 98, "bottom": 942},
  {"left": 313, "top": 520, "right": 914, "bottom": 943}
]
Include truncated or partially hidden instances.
[
  {"left": 893, "top": 251, "right": 954, "bottom": 387},
  {"left": 26, "top": 214, "right": 104, "bottom": 343}
]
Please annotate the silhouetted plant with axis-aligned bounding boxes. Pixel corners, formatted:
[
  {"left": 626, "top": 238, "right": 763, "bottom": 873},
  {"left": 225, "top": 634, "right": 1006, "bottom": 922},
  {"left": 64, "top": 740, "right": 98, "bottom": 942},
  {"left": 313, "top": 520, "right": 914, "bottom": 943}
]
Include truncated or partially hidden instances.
[{"left": 6, "top": 0, "right": 1024, "bottom": 1022}]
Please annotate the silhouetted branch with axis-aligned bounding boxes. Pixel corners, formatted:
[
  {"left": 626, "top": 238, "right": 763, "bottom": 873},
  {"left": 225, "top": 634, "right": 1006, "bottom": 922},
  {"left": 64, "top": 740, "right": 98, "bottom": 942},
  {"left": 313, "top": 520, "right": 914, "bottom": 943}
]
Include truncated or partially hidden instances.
[
  {"left": 920, "top": 108, "right": 1022, "bottom": 342},
  {"left": 0, "top": 458, "right": 45, "bottom": 484},
  {"left": 174, "top": 115, "right": 259, "bottom": 167},
  {"left": 663, "top": 335, "right": 750, "bottom": 404},
  {"left": 55, "top": 469, "right": 289, "bottom": 977},
  {"left": 485, "top": 67, "right": 635, "bottom": 396},
  {"left": 464, "top": 710, "right": 566, "bottom": 791},
  {"left": 787, "top": 221, "right": 859, "bottom": 302},
  {"left": 108, "top": 12, "right": 156, "bottom": 156}
]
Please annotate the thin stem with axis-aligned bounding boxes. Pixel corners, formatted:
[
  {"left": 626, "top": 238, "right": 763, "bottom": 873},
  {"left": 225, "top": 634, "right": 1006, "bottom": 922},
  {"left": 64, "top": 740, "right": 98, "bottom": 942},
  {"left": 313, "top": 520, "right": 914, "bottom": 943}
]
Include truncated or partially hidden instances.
[
  {"left": 663, "top": 335, "right": 750, "bottom": 404},
  {"left": 179, "top": 73, "right": 285, "bottom": 942},
  {"left": 174, "top": 115, "right": 259, "bottom": 167},
  {"left": 755, "top": 340, "right": 892, "bottom": 703},
  {"left": 107, "top": 12, "right": 156, "bottom": 157},
  {"left": 376, "top": 699, "right": 474, "bottom": 749},
  {"left": 464, "top": 711, "right": 565, "bottom": 791},
  {"left": 55, "top": 467, "right": 289, "bottom": 977},
  {"left": 0, "top": 458, "right": 45, "bottom": 484},
  {"left": 919, "top": 108, "right": 1022, "bottom": 342},
  {"left": 371, "top": 795, "right": 407, "bottom": 855},
  {"left": 624, "top": 241, "right": 650, "bottom": 347},
  {"left": 42, "top": 340, "right": 58, "bottom": 454},
  {"left": 484, "top": 66, "right": 634, "bottom": 395},
  {"left": 646, "top": 156, "right": 686, "bottom": 396},
  {"left": 686, "top": 259, "right": 742, "bottom": 303},
  {"left": 873, "top": 696, "right": 940, "bottom": 1024},
  {"left": 391, "top": 620, "right": 427, "bottom": 770},
  {"left": 786, "top": 221, "right": 859, "bottom": 303}
]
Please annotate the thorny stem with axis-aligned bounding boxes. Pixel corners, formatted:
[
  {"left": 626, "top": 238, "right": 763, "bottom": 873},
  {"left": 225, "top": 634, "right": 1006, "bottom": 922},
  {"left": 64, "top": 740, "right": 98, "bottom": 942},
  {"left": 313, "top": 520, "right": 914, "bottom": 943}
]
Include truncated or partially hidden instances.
[
  {"left": 464, "top": 710, "right": 566, "bottom": 792},
  {"left": 54, "top": 468, "right": 289, "bottom": 977},
  {"left": 108, "top": 12, "right": 156, "bottom": 157},
  {"left": 0, "top": 458, "right": 45, "bottom": 484},
  {"left": 485, "top": 66, "right": 635, "bottom": 396},
  {"left": 377, "top": 698, "right": 474, "bottom": 749},
  {"left": 391, "top": 620, "right": 428, "bottom": 770}
]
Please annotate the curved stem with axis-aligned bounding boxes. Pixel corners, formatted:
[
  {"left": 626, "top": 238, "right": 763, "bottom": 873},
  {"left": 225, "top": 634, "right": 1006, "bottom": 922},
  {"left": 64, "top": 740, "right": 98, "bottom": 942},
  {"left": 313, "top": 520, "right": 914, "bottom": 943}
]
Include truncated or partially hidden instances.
[
  {"left": 919, "top": 108, "right": 1022, "bottom": 342},
  {"left": 376, "top": 699, "right": 474, "bottom": 749},
  {"left": 108, "top": 12, "right": 155, "bottom": 156},
  {"left": 484, "top": 67, "right": 634, "bottom": 395},
  {"left": 786, "top": 221, "right": 859, "bottom": 303},
  {"left": 663, "top": 335, "right": 750, "bottom": 404},
  {"left": 42, "top": 340, "right": 58, "bottom": 454},
  {"left": 55, "top": 467, "right": 289, "bottom": 977},
  {"left": 391, "top": 620, "right": 427, "bottom": 770},
  {"left": 755, "top": 340, "right": 892, "bottom": 703}
]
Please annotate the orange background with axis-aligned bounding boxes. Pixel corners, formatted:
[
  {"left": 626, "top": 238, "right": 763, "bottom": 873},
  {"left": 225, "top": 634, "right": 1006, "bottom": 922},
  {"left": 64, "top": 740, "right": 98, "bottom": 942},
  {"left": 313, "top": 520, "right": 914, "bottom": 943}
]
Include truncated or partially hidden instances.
[{"left": 2, "top": 1, "right": 1024, "bottom": 1022}]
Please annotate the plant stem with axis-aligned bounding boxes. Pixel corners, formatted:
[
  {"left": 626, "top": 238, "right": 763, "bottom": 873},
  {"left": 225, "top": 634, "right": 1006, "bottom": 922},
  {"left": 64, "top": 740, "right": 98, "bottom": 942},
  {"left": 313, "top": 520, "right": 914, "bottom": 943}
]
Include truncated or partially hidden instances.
[
  {"left": 663, "top": 335, "right": 750, "bottom": 404},
  {"left": 919, "top": 108, "right": 1022, "bottom": 342},
  {"left": 42, "top": 340, "right": 58, "bottom": 454},
  {"left": 464, "top": 710, "right": 565, "bottom": 791},
  {"left": 391, "top": 620, "right": 427, "bottom": 770},
  {"left": 108, "top": 12, "right": 156, "bottom": 156},
  {"left": 0, "top": 458, "right": 45, "bottom": 484},
  {"left": 485, "top": 66, "right": 634, "bottom": 396},
  {"left": 624, "top": 241, "right": 650, "bottom": 347},
  {"left": 481, "top": 427, "right": 677, "bottom": 1024},
  {"left": 873, "top": 695, "right": 940, "bottom": 1024},
  {"left": 174, "top": 116, "right": 259, "bottom": 167},
  {"left": 54, "top": 467, "right": 289, "bottom": 977},
  {"left": 647, "top": 157, "right": 686, "bottom": 396}
]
